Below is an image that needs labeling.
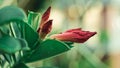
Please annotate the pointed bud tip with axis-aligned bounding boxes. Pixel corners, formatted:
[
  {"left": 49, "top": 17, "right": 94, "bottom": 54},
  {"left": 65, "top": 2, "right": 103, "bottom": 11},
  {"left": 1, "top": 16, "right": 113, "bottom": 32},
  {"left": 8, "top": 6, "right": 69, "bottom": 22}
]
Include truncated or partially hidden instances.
[
  {"left": 49, "top": 19, "right": 53, "bottom": 22},
  {"left": 93, "top": 32, "right": 97, "bottom": 35},
  {"left": 46, "top": 20, "right": 53, "bottom": 26},
  {"left": 41, "top": 20, "right": 53, "bottom": 34},
  {"left": 41, "top": 6, "right": 51, "bottom": 22},
  {"left": 48, "top": 6, "right": 51, "bottom": 10},
  {"left": 89, "top": 32, "right": 97, "bottom": 37}
]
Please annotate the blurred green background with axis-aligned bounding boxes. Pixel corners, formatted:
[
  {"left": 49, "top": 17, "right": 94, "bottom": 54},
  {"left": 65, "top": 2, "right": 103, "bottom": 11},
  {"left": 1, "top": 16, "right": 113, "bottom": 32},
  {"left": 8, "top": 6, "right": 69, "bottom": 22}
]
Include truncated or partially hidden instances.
[{"left": 1, "top": 0, "right": 120, "bottom": 68}]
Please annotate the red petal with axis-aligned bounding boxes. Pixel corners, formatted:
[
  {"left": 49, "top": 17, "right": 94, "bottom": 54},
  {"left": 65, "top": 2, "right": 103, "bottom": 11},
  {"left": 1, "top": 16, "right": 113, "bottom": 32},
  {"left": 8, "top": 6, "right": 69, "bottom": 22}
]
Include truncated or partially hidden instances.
[
  {"left": 42, "top": 6, "right": 51, "bottom": 22},
  {"left": 38, "top": 6, "right": 51, "bottom": 32},
  {"left": 39, "top": 20, "right": 52, "bottom": 39},
  {"left": 65, "top": 28, "right": 81, "bottom": 33},
  {"left": 76, "top": 31, "right": 97, "bottom": 43},
  {"left": 50, "top": 28, "right": 96, "bottom": 43},
  {"left": 41, "top": 20, "right": 52, "bottom": 34}
]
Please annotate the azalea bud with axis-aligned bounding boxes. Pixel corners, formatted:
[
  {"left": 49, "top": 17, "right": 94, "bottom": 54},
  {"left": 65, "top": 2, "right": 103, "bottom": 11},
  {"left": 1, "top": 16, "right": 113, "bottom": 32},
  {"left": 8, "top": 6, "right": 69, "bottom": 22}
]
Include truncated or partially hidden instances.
[{"left": 50, "top": 28, "right": 96, "bottom": 43}]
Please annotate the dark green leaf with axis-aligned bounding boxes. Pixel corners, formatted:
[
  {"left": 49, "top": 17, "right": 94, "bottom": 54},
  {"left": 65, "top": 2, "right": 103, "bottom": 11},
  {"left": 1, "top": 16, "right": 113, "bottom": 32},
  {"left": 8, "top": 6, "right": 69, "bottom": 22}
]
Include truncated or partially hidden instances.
[
  {"left": 13, "top": 63, "right": 28, "bottom": 68},
  {"left": 25, "top": 39, "right": 72, "bottom": 63},
  {"left": 0, "top": 35, "right": 21, "bottom": 54},
  {"left": 0, "top": 6, "right": 27, "bottom": 25},
  {"left": 19, "top": 22, "right": 39, "bottom": 50}
]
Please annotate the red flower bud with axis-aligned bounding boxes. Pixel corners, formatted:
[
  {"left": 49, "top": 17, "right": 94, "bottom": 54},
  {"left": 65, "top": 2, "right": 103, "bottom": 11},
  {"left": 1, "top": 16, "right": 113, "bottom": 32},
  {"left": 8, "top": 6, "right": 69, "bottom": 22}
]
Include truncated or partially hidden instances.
[
  {"left": 50, "top": 28, "right": 96, "bottom": 43},
  {"left": 41, "top": 20, "right": 52, "bottom": 34},
  {"left": 39, "top": 20, "right": 52, "bottom": 39},
  {"left": 37, "top": 6, "right": 52, "bottom": 39},
  {"left": 40, "top": 6, "right": 51, "bottom": 28},
  {"left": 42, "top": 6, "right": 51, "bottom": 22}
]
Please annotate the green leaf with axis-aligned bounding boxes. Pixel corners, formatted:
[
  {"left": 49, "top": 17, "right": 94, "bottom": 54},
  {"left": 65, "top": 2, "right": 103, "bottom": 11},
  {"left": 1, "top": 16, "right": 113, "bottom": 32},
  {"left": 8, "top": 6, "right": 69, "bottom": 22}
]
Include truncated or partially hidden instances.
[
  {"left": 0, "top": 25, "right": 9, "bottom": 35},
  {"left": 19, "top": 22, "right": 39, "bottom": 50},
  {"left": 0, "top": 5, "right": 39, "bottom": 50},
  {"left": 28, "top": 11, "right": 41, "bottom": 31},
  {"left": 18, "top": 38, "right": 30, "bottom": 51},
  {"left": 0, "top": 35, "right": 21, "bottom": 54},
  {"left": 13, "top": 63, "right": 28, "bottom": 68},
  {"left": 25, "top": 39, "right": 72, "bottom": 63},
  {"left": 0, "top": 6, "right": 27, "bottom": 25}
]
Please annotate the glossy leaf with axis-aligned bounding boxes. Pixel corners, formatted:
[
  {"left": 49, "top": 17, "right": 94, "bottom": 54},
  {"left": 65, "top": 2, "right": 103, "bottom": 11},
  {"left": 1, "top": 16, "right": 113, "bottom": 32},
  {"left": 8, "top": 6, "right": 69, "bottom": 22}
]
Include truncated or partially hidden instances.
[
  {"left": 0, "top": 25, "right": 9, "bottom": 35},
  {"left": 0, "top": 6, "right": 27, "bottom": 25},
  {"left": 24, "top": 39, "right": 72, "bottom": 63},
  {"left": 28, "top": 11, "right": 41, "bottom": 31},
  {"left": 19, "top": 22, "right": 39, "bottom": 50},
  {"left": 0, "top": 6, "right": 39, "bottom": 50},
  {"left": 0, "top": 35, "right": 21, "bottom": 54}
]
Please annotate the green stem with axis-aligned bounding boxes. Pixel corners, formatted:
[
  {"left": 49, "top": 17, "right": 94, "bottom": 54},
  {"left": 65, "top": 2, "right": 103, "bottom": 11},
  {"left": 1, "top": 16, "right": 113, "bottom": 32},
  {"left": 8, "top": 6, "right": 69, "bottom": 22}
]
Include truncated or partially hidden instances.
[
  {"left": 19, "top": 51, "right": 23, "bottom": 58},
  {"left": 2, "top": 54, "right": 11, "bottom": 65},
  {"left": 0, "top": 57, "right": 3, "bottom": 68},
  {"left": 0, "top": 55, "right": 9, "bottom": 68},
  {"left": 9, "top": 23, "right": 17, "bottom": 38}
]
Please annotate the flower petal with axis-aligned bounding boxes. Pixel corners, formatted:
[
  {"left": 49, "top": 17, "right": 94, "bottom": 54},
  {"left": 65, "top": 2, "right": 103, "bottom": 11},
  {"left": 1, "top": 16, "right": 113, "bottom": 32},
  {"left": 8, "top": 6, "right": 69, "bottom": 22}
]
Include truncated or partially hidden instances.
[
  {"left": 37, "top": 6, "right": 51, "bottom": 36},
  {"left": 40, "top": 6, "right": 51, "bottom": 27},
  {"left": 39, "top": 20, "right": 53, "bottom": 39},
  {"left": 41, "top": 20, "right": 52, "bottom": 34},
  {"left": 42, "top": 6, "right": 51, "bottom": 22},
  {"left": 65, "top": 28, "right": 81, "bottom": 33},
  {"left": 51, "top": 28, "right": 96, "bottom": 43}
]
